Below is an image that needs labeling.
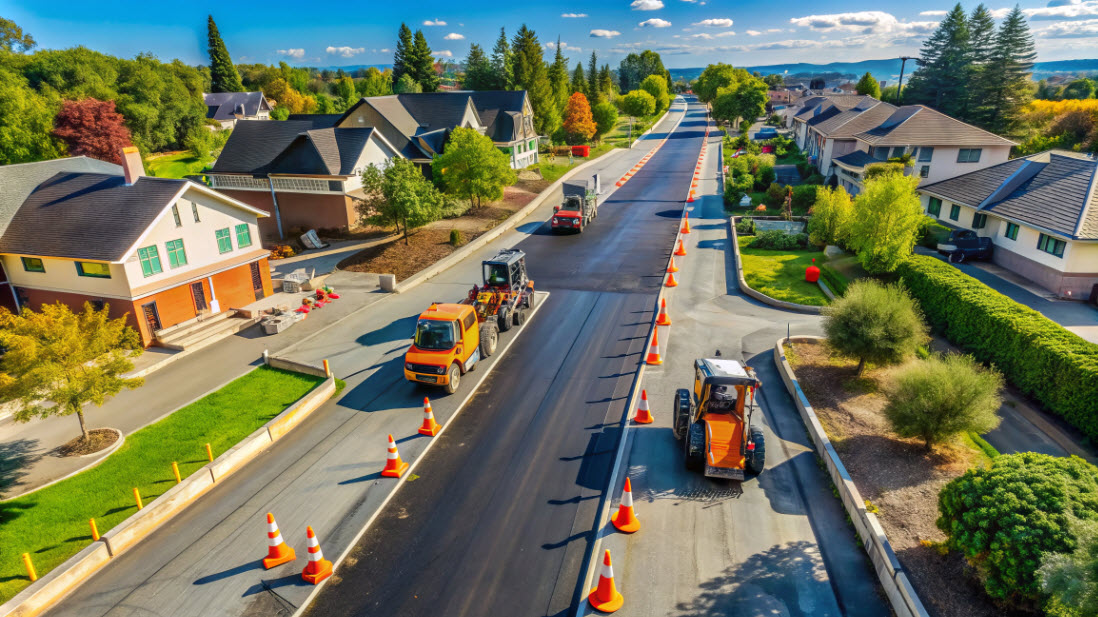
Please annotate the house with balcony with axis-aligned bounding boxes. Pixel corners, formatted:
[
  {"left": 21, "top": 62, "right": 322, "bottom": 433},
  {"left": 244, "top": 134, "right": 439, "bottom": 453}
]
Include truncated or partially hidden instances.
[
  {"left": 917, "top": 150, "right": 1098, "bottom": 298},
  {"left": 785, "top": 94, "right": 875, "bottom": 151},
  {"left": 0, "top": 147, "right": 273, "bottom": 347},
  {"left": 203, "top": 91, "right": 272, "bottom": 129},
  {"left": 208, "top": 90, "right": 538, "bottom": 240}
]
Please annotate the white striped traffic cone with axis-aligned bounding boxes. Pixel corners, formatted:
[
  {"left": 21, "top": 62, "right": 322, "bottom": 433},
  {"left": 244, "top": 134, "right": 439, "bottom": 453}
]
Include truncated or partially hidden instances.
[
  {"left": 588, "top": 549, "right": 625, "bottom": 612},
  {"left": 262, "top": 513, "right": 295, "bottom": 569},
  {"left": 611, "top": 477, "right": 641, "bottom": 533},
  {"left": 419, "top": 397, "right": 441, "bottom": 436},
  {"left": 381, "top": 433, "right": 410, "bottom": 478},
  {"left": 301, "top": 526, "right": 332, "bottom": 584},
  {"left": 633, "top": 390, "right": 654, "bottom": 424}
]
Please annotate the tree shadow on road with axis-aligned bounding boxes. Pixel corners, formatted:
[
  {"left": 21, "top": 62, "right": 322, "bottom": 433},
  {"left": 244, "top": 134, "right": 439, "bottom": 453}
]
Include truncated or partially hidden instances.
[
  {"left": 671, "top": 541, "right": 839, "bottom": 617},
  {"left": 0, "top": 438, "right": 41, "bottom": 498}
]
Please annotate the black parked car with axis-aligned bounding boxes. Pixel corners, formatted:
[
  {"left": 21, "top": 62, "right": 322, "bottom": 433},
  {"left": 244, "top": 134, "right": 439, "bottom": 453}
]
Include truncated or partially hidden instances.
[{"left": 937, "top": 230, "right": 994, "bottom": 263}]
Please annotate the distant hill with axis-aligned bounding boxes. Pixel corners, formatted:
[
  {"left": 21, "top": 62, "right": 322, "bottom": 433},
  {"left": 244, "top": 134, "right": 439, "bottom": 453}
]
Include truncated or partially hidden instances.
[{"left": 668, "top": 58, "right": 1098, "bottom": 85}]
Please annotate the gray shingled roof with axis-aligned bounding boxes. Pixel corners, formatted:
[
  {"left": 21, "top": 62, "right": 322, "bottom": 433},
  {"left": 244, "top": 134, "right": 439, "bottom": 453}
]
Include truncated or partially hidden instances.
[
  {"left": 833, "top": 150, "right": 880, "bottom": 169},
  {"left": 812, "top": 102, "right": 898, "bottom": 138},
  {"left": 211, "top": 117, "right": 352, "bottom": 174},
  {"left": 855, "top": 105, "right": 1016, "bottom": 147},
  {"left": 397, "top": 93, "right": 477, "bottom": 132},
  {"left": 0, "top": 157, "right": 123, "bottom": 237},
  {"left": 204, "top": 92, "right": 269, "bottom": 121},
  {"left": 265, "top": 128, "right": 377, "bottom": 176},
  {"left": 0, "top": 173, "right": 186, "bottom": 261},
  {"left": 468, "top": 91, "right": 529, "bottom": 142},
  {"left": 920, "top": 151, "right": 1098, "bottom": 240}
]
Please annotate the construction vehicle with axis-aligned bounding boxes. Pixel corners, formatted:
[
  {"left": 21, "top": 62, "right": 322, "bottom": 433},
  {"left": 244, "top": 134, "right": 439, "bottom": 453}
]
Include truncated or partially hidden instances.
[
  {"left": 551, "top": 180, "right": 598, "bottom": 233},
  {"left": 461, "top": 248, "right": 535, "bottom": 333},
  {"left": 673, "top": 356, "right": 765, "bottom": 480}
]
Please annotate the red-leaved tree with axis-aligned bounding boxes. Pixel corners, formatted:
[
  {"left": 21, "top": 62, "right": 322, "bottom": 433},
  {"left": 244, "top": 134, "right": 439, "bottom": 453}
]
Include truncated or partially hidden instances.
[
  {"left": 562, "top": 92, "right": 597, "bottom": 145},
  {"left": 53, "top": 99, "right": 132, "bottom": 165}
]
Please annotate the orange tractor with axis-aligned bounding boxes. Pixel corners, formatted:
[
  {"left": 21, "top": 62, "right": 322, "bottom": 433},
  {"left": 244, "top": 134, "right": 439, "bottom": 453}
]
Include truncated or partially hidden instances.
[{"left": 673, "top": 356, "right": 765, "bottom": 480}]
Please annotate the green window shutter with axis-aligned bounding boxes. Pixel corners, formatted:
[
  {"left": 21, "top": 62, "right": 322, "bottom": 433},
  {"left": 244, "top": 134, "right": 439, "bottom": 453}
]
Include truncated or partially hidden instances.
[
  {"left": 235, "top": 224, "right": 252, "bottom": 248},
  {"left": 216, "top": 228, "right": 233, "bottom": 253},
  {"left": 928, "top": 197, "right": 941, "bottom": 217}
]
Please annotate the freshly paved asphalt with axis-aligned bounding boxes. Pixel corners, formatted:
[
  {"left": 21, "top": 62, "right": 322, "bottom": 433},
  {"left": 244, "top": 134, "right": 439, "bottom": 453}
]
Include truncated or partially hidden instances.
[{"left": 301, "top": 99, "right": 699, "bottom": 617}]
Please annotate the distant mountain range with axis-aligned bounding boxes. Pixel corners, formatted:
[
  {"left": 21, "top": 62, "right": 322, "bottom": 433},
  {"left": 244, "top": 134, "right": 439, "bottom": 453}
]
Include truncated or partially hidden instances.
[{"left": 668, "top": 58, "right": 1098, "bottom": 84}]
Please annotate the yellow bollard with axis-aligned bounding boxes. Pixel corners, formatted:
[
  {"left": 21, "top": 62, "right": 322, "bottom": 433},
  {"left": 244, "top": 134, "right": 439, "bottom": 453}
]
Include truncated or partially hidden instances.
[
  {"left": 89, "top": 518, "right": 100, "bottom": 541},
  {"left": 323, "top": 359, "right": 331, "bottom": 378},
  {"left": 133, "top": 487, "right": 143, "bottom": 510},
  {"left": 22, "top": 553, "right": 37, "bottom": 582},
  {"left": 205, "top": 443, "right": 213, "bottom": 462},
  {"left": 171, "top": 462, "right": 181, "bottom": 484}
]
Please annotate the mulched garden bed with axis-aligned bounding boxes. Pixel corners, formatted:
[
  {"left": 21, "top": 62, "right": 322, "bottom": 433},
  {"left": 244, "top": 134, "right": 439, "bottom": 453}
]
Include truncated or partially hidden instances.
[{"left": 56, "top": 428, "right": 119, "bottom": 457}]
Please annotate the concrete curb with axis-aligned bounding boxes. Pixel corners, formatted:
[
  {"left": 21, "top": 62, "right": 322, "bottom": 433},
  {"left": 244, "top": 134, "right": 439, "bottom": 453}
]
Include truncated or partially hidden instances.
[
  {"left": 773, "top": 336, "right": 929, "bottom": 617},
  {"left": 0, "top": 367, "right": 337, "bottom": 617},
  {"left": 729, "top": 216, "right": 824, "bottom": 315}
]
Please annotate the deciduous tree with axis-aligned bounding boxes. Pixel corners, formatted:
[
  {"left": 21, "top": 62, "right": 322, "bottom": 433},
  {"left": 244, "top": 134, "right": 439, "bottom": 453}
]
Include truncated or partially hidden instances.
[
  {"left": 847, "top": 171, "right": 924, "bottom": 273},
  {"left": 640, "top": 74, "right": 670, "bottom": 113},
  {"left": 0, "top": 16, "right": 36, "bottom": 52},
  {"left": 53, "top": 98, "right": 132, "bottom": 164},
  {"left": 807, "top": 186, "right": 853, "bottom": 247},
  {"left": 360, "top": 158, "right": 443, "bottom": 244},
  {"left": 562, "top": 92, "right": 596, "bottom": 144},
  {"left": 264, "top": 78, "right": 317, "bottom": 114},
  {"left": 823, "top": 280, "right": 927, "bottom": 375},
  {"left": 207, "top": 15, "right": 243, "bottom": 93},
  {"left": 0, "top": 302, "right": 144, "bottom": 444},
  {"left": 592, "top": 100, "right": 618, "bottom": 142},
  {"left": 431, "top": 127, "right": 516, "bottom": 209},
  {"left": 0, "top": 66, "right": 65, "bottom": 164},
  {"left": 622, "top": 89, "right": 656, "bottom": 118}
]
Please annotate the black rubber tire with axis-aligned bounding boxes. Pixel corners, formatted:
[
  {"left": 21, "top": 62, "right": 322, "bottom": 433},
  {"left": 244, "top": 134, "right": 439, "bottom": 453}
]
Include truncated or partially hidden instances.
[
  {"left": 745, "top": 425, "right": 766, "bottom": 475},
  {"left": 950, "top": 251, "right": 966, "bottom": 264},
  {"left": 514, "top": 306, "right": 527, "bottom": 327},
  {"left": 479, "top": 323, "right": 498, "bottom": 357},
  {"left": 497, "top": 305, "right": 512, "bottom": 332},
  {"left": 673, "top": 388, "right": 692, "bottom": 440},
  {"left": 444, "top": 363, "right": 461, "bottom": 394},
  {"left": 685, "top": 421, "right": 706, "bottom": 471}
]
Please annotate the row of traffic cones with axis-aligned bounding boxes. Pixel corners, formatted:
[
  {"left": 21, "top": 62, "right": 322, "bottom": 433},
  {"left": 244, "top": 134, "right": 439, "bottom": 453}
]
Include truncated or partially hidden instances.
[
  {"left": 262, "top": 513, "right": 333, "bottom": 584},
  {"left": 617, "top": 137, "right": 668, "bottom": 186},
  {"left": 380, "top": 397, "right": 441, "bottom": 478}
]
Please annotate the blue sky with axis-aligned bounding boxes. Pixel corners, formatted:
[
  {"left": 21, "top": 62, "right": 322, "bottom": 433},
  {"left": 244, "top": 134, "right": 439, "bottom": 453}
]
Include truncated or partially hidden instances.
[{"left": 2, "top": 0, "right": 1095, "bottom": 69}]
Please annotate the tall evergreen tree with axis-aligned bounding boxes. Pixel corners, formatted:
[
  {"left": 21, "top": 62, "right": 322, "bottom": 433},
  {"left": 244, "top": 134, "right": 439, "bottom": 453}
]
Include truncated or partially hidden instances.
[
  {"left": 463, "top": 44, "right": 494, "bottom": 90},
  {"left": 548, "top": 37, "right": 570, "bottom": 112},
  {"left": 587, "top": 52, "right": 599, "bottom": 96},
  {"left": 490, "top": 28, "right": 514, "bottom": 90},
  {"left": 855, "top": 72, "right": 881, "bottom": 98},
  {"left": 904, "top": 4, "right": 972, "bottom": 118},
  {"left": 392, "top": 23, "right": 414, "bottom": 86},
  {"left": 411, "top": 29, "right": 439, "bottom": 92},
  {"left": 982, "top": 6, "right": 1036, "bottom": 134},
  {"left": 966, "top": 4, "right": 997, "bottom": 123},
  {"left": 207, "top": 15, "right": 243, "bottom": 93},
  {"left": 598, "top": 64, "right": 614, "bottom": 98},
  {"left": 571, "top": 62, "right": 589, "bottom": 97},
  {"left": 511, "top": 25, "right": 559, "bottom": 136}
]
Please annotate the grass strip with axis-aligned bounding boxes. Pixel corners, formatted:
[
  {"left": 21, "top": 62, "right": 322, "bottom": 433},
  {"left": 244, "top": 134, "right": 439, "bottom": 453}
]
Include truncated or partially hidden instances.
[{"left": 737, "top": 236, "right": 829, "bottom": 306}]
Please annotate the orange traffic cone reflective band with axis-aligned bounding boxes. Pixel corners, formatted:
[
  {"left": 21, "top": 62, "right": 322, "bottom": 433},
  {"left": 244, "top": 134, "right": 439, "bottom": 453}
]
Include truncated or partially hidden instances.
[
  {"left": 666, "top": 256, "right": 678, "bottom": 273},
  {"left": 646, "top": 330, "right": 663, "bottom": 366},
  {"left": 301, "top": 526, "right": 333, "bottom": 584},
  {"left": 262, "top": 513, "right": 296, "bottom": 569},
  {"left": 419, "top": 397, "right": 441, "bottom": 436},
  {"left": 675, "top": 238, "right": 687, "bottom": 256},
  {"left": 612, "top": 477, "right": 641, "bottom": 533},
  {"left": 687, "top": 191, "right": 695, "bottom": 203},
  {"left": 656, "top": 299, "right": 671, "bottom": 327},
  {"left": 665, "top": 272, "right": 678, "bottom": 288},
  {"left": 633, "top": 389, "right": 655, "bottom": 423},
  {"left": 681, "top": 212, "right": 691, "bottom": 234},
  {"left": 588, "top": 549, "right": 625, "bottom": 612},
  {"left": 381, "top": 434, "right": 410, "bottom": 478}
]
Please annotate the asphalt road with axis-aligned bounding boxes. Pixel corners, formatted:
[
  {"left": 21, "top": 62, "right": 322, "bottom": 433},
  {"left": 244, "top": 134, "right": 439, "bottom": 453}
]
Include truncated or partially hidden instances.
[{"left": 301, "top": 99, "right": 703, "bottom": 617}]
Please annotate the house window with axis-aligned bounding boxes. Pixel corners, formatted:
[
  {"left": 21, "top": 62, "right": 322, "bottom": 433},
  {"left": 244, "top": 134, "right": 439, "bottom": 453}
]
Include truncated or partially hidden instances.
[
  {"left": 957, "top": 148, "right": 982, "bottom": 163},
  {"left": 165, "top": 239, "right": 187, "bottom": 268},
  {"left": 918, "top": 147, "right": 934, "bottom": 162},
  {"left": 973, "top": 213, "right": 987, "bottom": 229},
  {"left": 871, "top": 147, "right": 889, "bottom": 161},
  {"left": 75, "top": 262, "right": 112, "bottom": 278},
  {"left": 235, "top": 224, "right": 252, "bottom": 248},
  {"left": 949, "top": 204, "right": 961, "bottom": 221},
  {"left": 216, "top": 228, "right": 233, "bottom": 253},
  {"left": 1037, "top": 233, "right": 1066, "bottom": 258},
  {"left": 890, "top": 146, "right": 906, "bottom": 159},
  {"left": 1005, "top": 222, "right": 1019, "bottom": 240},
  {"left": 528, "top": 139, "right": 536, "bottom": 150},
  {"left": 920, "top": 165, "right": 930, "bottom": 178},
  {"left": 927, "top": 197, "right": 942, "bottom": 217},
  {"left": 21, "top": 257, "right": 45, "bottom": 273},
  {"left": 172, "top": 205, "right": 182, "bottom": 227},
  {"left": 192, "top": 203, "right": 201, "bottom": 222},
  {"left": 137, "top": 246, "right": 163, "bottom": 277}
]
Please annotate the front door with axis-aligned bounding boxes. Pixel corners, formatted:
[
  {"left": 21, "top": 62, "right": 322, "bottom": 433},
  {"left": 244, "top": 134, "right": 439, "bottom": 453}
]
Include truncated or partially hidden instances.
[
  {"left": 191, "top": 282, "right": 207, "bottom": 313},
  {"left": 249, "top": 262, "right": 264, "bottom": 301},
  {"left": 141, "top": 301, "right": 162, "bottom": 334}
]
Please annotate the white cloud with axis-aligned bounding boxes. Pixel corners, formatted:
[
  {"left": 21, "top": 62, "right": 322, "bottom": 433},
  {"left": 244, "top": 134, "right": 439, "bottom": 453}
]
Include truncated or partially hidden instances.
[
  {"left": 639, "top": 18, "right": 673, "bottom": 27},
  {"left": 693, "top": 18, "right": 735, "bottom": 27},
  {"left": 277, "top": 48, "right": 305, "bottom": 59},
  {"left": 631, "top": 0, "right": 664, "bottom": 10},
  {"left": 562, "top": 12, "right": 588, "bottom": 17},
  {"left": 1026, "top": 1, "right": 1098, "bottom": 19},
  {"left": 423, "top": 19, "right": 447, "bottom": 26},
  {"left": 790, "top": 11, "right": 937, "bottom": 36},
  {"left": 1036, "top": 17, "right": 1098, "bottom": 35},
  {"left": 689, "top": 31, "right": 736, "bottom": 39},
  {"left": 590, "top": 29, "right": 622, "bottom": 37},
  {"left": 435, "top": 50, "right": 454, "bottom": 57},
  {"left": 444, "top": 33, "right": 465, "bottom": 40},
  {"left": 325, "top": 46, "right": 365, "bottom": 58},
  {"left": 919, "top": 10, "right": 948, "bottom": 16},
  {"left": 546, "top": 41, "right": 582, "bottom": 52},
  {"left": 746, "top": 29, "right": 762, "bottom": 35}
]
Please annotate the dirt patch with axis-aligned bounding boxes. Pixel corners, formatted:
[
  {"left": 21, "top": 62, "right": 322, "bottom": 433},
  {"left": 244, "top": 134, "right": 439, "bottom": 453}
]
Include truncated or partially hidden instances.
[
  {"left": 56, "top": 428, "right": 119, "bottom": 457},
  {"left": 787, "top": 341, "right": 1012, "bottom": 617}
]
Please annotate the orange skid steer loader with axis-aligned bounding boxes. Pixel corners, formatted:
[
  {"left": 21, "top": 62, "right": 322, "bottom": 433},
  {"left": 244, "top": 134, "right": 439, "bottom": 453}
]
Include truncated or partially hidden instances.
[{"left": 673, "top": 357, "right": 765, "bottom": 480}]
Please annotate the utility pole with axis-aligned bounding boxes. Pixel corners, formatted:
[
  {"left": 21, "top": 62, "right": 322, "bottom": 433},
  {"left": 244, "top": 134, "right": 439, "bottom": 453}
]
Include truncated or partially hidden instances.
[{"left": 897, "top": 56, "right": 917, "bottom": 102}]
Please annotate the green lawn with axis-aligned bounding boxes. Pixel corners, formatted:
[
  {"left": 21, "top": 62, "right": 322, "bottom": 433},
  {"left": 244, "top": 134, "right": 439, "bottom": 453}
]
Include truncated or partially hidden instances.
[
  {"left": 146, "top": 151, "right": 211, "bottom": 179},
  {"left": 0, "top": 366, "right": 325, "bottom": 602},
  {"left": 537, "top": 142, "right": 619, "bottom": 183},
  {"left": 737, "top": 235, "right": 830, "bottom": 306}
]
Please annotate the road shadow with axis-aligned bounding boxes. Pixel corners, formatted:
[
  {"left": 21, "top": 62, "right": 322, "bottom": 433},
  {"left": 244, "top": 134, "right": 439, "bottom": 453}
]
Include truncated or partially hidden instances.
[
  {"left": 194, "top": 560, "right": 263, "bottom": 585},
  {"left": 354, "top": 314, "right": 417, "bottom": 348},
  {"left": 0, "top": 438, "right": 41, "bottom": 497},
  {"left": 629, "top": 427, "right": 744, "bottom": 504},
  {"left": 755, "top": 453, "right": 810, "bottom": 516},
  {"left": 566, "top": 426, "right": 621, "bottom": 491},
  {"left": 670, "top": 541, "right": 839, "bottom": 617}
]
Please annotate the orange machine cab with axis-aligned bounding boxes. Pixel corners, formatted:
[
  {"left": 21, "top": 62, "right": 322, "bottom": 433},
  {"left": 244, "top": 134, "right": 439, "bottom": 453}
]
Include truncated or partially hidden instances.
[{"left": 404, "top": 303, "right": 482, "bottom": 395}]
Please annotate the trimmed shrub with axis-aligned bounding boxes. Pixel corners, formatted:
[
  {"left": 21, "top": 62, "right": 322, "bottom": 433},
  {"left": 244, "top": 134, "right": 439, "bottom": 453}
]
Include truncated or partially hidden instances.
[
  {"left": 824, "top": 280, "right": 927, "bottom": 374},
  {"left": 449, "top": 229, "right": 464, "bottom": 247},
  {"left": 796, "top": 161, "right": 815, "bottom": 179},
  {"left": 765, "top": 182, "right": 787, "bottom": 207},
  {"left": 748, "top": 230, "right": 808, "bottom": 250},
  {"left": 755, "top": 164, "right": 776, "bottom": 190},
  {"left": 919, "top": 217, "right": 952, "bottom": 249},
  {"left": 819, "top": 264, "right": 848, "bottom": 296},
  {"left": 735, "top": 217, "right": 755, "bottom": 235},
  {"left": 896, "top": 255, "right": 1098, "bottom": 439},
  {"left": 938, "top": 453, "right": 1098, "bottom": 607},
  {"left": 791, "top": 185, "right": 818, "bottom": 212},
  {"left": 804, "top": 173, "right": 826, "bottom": 185}
]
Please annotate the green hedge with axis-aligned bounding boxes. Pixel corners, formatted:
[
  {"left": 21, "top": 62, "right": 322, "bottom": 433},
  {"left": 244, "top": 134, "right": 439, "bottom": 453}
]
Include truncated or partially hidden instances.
[
  {"left": 896, "top": 255, "right": 1098, "bottom": 439},
  {"left": 819, "top": 264, "right": 848, "bottom": 296}
]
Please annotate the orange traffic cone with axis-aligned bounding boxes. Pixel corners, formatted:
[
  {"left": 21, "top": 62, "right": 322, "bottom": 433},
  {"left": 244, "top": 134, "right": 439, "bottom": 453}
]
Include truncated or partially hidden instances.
[
  {"left": 588, "top": 550, "right": 625, "bottom": 613},
  {"left": 681, "top": 213, "right": 691, "bottom": 234},
  {"left": 381, "top": 434, "right": 410, "bottom": 478},
  {"left": 646, "top": 330, "right": 663, "bottom": 366},
  {"left": 301, "top": 526, "right": 333, "bottom": 584},
  {"left": 611, "top": 478, "right": 641, "bottom": 533},
  {"left": 418, "top": 397, "right": 441, "bottom": 436},
  {"left": 666, "top": 256, "right": 678, "bottom": 273},
  {"left": 633, "top": 390, "right": 654, "bottom": 423},
  {"left": 675, "top": 238, "right": 687, "bottom": 256},
  {"left": 687, "top": 190, "right": 695, "bottom": 203},
  {"left": 656, "top": 299, "right": 672, "bottom": 326},
  {"left": 262, "top": 513, "right": 296, "bottom": 569},
  {"left": 665, "top": 272, "right": 678, "bottom": 288}
]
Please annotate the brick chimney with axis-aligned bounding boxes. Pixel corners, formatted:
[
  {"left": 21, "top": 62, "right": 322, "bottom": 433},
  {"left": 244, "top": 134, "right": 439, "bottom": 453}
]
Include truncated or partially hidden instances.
[{"left": 121, "top": 146, "right": 144, "bottom": 185}]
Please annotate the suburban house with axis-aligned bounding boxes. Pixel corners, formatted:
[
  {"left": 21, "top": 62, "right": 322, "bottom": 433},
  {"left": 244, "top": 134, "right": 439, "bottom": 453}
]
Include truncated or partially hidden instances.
[
  {"left": 0, "top": 147, "right": 274, "bottom": 347},
  {"left": 918, "top": 150, "right": 1098, "bottom": 298},
  {"left": 208, "top": 90, "right": 538, "bottom": 240},
  {"left": 203, "top": 91, "right": 272, "bottom": 129},
  {"left": 767, "top": 89, "right": 794, "bottom": 109}
]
